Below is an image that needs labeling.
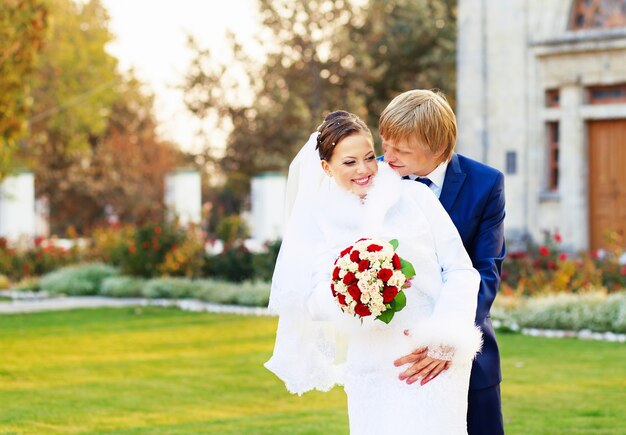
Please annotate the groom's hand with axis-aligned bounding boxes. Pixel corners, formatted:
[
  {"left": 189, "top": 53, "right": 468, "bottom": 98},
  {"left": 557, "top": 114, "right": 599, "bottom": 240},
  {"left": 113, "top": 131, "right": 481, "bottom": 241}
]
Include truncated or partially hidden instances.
[{"left": 394, "top": 347, "right": 450, "bottom": 386}]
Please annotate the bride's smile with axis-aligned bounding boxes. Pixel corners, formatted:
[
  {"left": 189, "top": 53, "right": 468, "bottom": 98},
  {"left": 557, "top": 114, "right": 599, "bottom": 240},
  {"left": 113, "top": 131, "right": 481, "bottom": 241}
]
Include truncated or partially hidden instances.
[{"left": 321, "top": 132, "right": 378, "bottom": 198}]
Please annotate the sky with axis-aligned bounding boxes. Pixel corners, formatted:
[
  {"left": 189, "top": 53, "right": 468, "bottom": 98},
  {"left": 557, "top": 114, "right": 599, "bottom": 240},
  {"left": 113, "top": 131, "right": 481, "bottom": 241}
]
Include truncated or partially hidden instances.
[{"left": 100, "top": 0, "right": 261, "bottom": 153}]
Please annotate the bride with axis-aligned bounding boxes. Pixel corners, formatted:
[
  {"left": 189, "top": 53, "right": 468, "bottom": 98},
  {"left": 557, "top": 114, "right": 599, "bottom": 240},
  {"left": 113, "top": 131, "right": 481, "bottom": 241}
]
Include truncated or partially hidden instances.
[{"left": 265, "top": 110, "right": 482, "bottom": 434}]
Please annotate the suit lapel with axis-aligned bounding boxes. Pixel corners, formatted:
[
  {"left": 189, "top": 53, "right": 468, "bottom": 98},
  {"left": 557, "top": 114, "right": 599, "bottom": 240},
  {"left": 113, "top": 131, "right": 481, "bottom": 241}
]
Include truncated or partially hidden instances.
[{"left": 440, "top": 154, "right": 466, "bottom": 213}]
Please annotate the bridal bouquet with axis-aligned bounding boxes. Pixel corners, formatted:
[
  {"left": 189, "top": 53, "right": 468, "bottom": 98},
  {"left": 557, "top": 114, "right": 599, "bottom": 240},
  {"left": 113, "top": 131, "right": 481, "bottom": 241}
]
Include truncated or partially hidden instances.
[{"left": 330, "top": 238, "right": 415, "bottom": 324}]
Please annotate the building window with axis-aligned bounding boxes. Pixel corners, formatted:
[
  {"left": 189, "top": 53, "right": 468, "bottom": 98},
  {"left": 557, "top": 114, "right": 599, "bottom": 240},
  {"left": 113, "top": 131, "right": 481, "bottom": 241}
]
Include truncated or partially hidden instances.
[
  {"left": 569, "top": 0, "right": 626, "bottom": 30},
  {"left": 547, "top": 122, "right": 560, "bottom": 191},
  {"left": 546, "top": 89, "right": 560, "bottom": 108},
  {"left": 505, "top": 151, "right": 517, "bottom": 175},
  {"left": 587, "top": 83, "right": 626, "bottom": 104}
]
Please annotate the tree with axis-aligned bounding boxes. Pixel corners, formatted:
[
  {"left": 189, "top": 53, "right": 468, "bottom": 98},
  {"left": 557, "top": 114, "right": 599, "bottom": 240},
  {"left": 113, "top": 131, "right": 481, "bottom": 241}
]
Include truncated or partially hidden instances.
[
  {"left": 352, "top": 0, "right": 457, "bottom": 131},
  {"left": 0, "top": 0, "right": 48, "bottom": 179},
  {"left": 16, "top": 0, "right": 187, "bottom": 233},
  {"left": 183, "top": 0, "right": 458, "bottom": 211}
]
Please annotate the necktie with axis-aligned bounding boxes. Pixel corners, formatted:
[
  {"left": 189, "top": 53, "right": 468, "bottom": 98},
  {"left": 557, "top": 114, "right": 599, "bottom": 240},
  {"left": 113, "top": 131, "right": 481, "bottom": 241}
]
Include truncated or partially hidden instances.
[{"left": 416, "top": 177, "right": 432, "bottom": 187}]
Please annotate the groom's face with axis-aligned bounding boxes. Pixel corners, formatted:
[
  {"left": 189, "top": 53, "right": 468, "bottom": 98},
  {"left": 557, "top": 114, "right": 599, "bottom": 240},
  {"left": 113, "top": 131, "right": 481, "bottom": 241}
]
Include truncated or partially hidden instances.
[{"left": 382, "top": 137, "right": 441, "bottom": 177}]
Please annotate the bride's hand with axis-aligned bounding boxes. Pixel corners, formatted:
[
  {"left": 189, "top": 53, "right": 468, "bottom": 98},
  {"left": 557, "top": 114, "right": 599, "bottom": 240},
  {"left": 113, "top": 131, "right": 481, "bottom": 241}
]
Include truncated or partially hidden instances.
[{"left": 393, "top": 347, "right": 451, "bottom": 386}]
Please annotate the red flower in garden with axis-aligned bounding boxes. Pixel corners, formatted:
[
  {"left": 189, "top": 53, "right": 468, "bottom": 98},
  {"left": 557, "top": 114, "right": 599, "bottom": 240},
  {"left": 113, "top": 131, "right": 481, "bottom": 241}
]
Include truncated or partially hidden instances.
[
  {"left": 355, "top": 303, "right": 372, "bottom": 317},
  {"left": 382, "top": 286, "right": 399, "bottom": 303},
  {"left": 392, "top": 253, "right": 402, "bottom": 270},
  {"left": 358, "top": 260, "right": 370, "bottom": 272},
  {"left": 554, "top": 232, "right": 562, "bottom": 243},
  {"left": 350, "top": 250, "right": 361, "bottom": 262},
  {"left": 348, "top": 284, "right": 361, "bottom": 301},
  {"left": 340, "top": 246, "right": 353, "bottom": 257},
  {"left": 154, "top": 226, "right": 162, "bottom": 235},
  {"left": 558, "top": 253, "right": 567, "bottom": 261},
  {"left": 539, "top": 246, "right": 550, "bottom": 257},
  {"left": 377, "top": 268, "right": 393, "bottom": 282},
  {"left": 128, "top": 245, "right": 137, "bottom": 254},
  {"left": 142, "top": 241, "right": 150, "bottom": 249},
  {"left": 547, "top": 261, "right": 556, "bottom": 270},
  {"left": 367, "top": 244, "right": 383, "bottom": 252},
  {"left": 343, "top": 271, "right": 356, "bottom": 285},
  {"left": 620, "top": 265, "right": 626, "bottom": 276}
]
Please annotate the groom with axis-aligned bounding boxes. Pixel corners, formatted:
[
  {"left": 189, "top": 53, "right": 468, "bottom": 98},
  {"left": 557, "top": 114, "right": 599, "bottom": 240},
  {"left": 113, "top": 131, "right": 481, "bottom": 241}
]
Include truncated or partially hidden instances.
[{"left": 379, "top": 89, "right": 506, "bottom": 435}]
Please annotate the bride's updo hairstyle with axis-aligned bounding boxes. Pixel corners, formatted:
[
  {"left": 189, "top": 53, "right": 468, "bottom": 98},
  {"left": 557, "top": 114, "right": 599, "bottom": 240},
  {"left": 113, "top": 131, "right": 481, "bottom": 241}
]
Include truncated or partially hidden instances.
[{"left": 316, "top": 110, "right": 372, "bottom": 162}]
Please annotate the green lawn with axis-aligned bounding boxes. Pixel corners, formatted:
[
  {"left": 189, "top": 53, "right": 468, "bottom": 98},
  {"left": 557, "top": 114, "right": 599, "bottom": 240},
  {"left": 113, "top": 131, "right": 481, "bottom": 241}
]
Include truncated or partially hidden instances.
[{"left": 0, "top": 308, "right": 624, "bottom": 434}]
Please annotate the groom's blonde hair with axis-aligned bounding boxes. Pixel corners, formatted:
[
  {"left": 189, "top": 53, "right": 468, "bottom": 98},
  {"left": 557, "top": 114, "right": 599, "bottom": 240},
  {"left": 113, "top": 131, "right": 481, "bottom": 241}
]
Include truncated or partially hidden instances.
[{"left": 379, "top": 89, "right": 457, "bottom": 163}]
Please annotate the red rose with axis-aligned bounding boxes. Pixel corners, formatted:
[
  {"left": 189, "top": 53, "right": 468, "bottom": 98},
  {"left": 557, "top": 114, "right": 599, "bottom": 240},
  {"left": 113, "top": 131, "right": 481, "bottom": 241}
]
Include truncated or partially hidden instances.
[
  {"left": 348, "top": 284, "right": 361, "bottom": 301},
  {"left": 331, "top": 283, "right": 336, "bottom": 297},
  {"left": 340, "top": 245, "right": 353, "bottom": 257},
  {"left": 382, "top": 286, "right": 399, "bottom": 303},
  {"left": 350, "top": 250, "right": 361, "bottom": 263},
  {"left": 358, "top": 260, "right": 370, "bottom": 272},
  {"left": 355, "top": 303, "right": 372, "bottom": 317},
  {"left": 392, "top": 253, "right": 402, "bottom": 270},
  {"left": 367, "top": 244, "right": 383, "bottom": 252},
  {"left": 343, "top": 272, "right": 356, "bottom": 285},
  {"left": 554, "top": 232, "right": 562, "bottom": 243},
  {"left": 356, "top": 238, "right": 369, "bottom": 243},
  {"left": 539, "top": 246, "right": 550, "bottom": 257},
  {"left": 377, "top": 268, "right": 393, "bottom": 282},
  {"left": 332, "top": 267, "right": 340, "bottom": 281},
  {"left": 337, "top": 294, "right": 347, "bottom": 306},
  {"left": 558, "top": 253, "right": 567, "bottom": 261}
]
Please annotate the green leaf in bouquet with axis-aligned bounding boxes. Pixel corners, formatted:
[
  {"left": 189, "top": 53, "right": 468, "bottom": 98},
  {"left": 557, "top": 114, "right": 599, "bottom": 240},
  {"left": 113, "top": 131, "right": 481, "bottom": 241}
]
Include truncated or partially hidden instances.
[
  {"left": 389, "top": 239, "right": 399, "bottom": 250},
  {"left": 390, "top": 290, "right": 407, "bottom": 312},
  {"left": 400, "top": 258, "right": 416, "bottom": 279},
  {"left": 377, "top": 309, "right": 395, "bottom": 324}
]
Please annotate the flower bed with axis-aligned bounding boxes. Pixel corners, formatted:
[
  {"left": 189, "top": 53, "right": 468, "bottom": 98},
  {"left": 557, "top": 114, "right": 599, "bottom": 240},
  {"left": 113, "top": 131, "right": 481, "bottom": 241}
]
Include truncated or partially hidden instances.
[{"left": 502, "top": 230, "right": 625, "bottom": 295}]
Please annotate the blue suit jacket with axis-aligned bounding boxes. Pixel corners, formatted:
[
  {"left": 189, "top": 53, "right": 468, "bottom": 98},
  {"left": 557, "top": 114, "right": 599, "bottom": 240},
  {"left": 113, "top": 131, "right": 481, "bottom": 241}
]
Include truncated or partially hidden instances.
[
  {"left": 381, "top": 153, "right": 505, "bottom": 389},
  {"left": 440, "top": 154, "right": 505, "bottom": 390}
]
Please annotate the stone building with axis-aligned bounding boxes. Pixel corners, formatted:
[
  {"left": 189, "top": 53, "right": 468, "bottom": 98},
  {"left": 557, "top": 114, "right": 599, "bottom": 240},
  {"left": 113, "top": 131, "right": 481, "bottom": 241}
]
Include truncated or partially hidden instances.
[{"left": 456, "top": 0, "right": 626, "bottom": 251}]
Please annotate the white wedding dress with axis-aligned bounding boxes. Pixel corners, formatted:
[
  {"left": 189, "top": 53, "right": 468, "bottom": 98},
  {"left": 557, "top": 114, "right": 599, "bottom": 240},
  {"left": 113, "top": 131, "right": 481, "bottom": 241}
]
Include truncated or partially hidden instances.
[{"left": 265, "top": 134, "right": 482, "bottom": 434}]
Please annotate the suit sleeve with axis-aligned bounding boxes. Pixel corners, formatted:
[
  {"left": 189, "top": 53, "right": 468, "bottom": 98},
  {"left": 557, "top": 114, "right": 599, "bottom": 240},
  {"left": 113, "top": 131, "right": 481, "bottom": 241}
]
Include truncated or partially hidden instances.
[{"left": 470, "top": 172, "right": 506, "bottom": 326}]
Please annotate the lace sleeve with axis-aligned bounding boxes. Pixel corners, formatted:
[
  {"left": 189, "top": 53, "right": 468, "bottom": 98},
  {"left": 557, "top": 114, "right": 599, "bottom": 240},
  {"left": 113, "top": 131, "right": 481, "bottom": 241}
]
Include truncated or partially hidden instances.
[{"left": 427, "top": 344, "right": 455, "bottom": 361}]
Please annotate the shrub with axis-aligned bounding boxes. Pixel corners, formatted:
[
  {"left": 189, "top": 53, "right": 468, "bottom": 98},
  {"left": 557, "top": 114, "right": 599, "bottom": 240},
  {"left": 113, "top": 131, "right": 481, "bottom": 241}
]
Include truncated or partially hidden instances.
[
  {"left": 117, "top": 223, "right": 185, "bottom": 278},
  {"left": 252, "top": 240, "right": 281, "bottom": 282},
  {"left": 14, "top": 277, "right": 40, "bottom": 292},
  {"left": 204, "top": 245, "right": 254, "bottom": 282},
  {"left": 216, "top": 215, "right": 249, "bottom": 251},
  {"left": 100, "top": 276, "right": 146, "bottom": 298},
  {"left": 89, "top": 225, "right": 136, "bottom": 265},
  {"left": 40, "top": 263, "right": 118, "bottom": 295},
  {"left": 142, "top": 277, "right": 197, "bottom": 299},
  {"left": 157, "top": 229, "right": 205, "bottom": 278},
  {"left": 193, "top": 280, "right": 270, "bottom": 307},
  {"left": 493, "top": 290, "right": 626, "bottom": 333},
  {"left": 0, "top": 237, "right": 82, "bottom": 281}
]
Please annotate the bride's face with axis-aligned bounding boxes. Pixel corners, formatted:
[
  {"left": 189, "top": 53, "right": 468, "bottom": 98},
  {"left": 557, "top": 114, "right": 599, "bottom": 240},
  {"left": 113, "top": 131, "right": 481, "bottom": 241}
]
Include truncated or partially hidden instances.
[{"left": 321, "top": 132, "right": 378, "bottom": 198}]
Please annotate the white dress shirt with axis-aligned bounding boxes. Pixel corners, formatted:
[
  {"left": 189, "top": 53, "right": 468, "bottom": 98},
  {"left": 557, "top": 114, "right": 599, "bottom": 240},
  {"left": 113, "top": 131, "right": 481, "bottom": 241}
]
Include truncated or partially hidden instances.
[{"left": 405, "top": 161, "right": 449, "bottom": 198}]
